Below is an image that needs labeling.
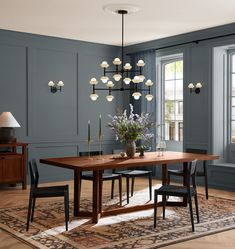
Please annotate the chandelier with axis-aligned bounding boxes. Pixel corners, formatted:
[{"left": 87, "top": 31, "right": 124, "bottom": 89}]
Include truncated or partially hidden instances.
[{"left": 89, "top": 8, "right": 154, "bottom": 102}]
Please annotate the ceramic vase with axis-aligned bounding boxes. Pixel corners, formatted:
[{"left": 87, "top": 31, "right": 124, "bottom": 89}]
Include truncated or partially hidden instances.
[{"left": 126, "top": 140, "right": 136, "bottom": 158}]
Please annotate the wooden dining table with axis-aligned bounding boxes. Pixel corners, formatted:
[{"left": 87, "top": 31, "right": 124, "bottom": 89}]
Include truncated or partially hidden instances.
[{"left": 40, "top": 151, "right": 219, "bottom": 223}]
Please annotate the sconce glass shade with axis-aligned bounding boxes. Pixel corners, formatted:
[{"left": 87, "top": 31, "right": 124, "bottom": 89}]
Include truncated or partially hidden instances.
[
  {"left": 137, "top": 59, "right": 145, "bottom": 67},
  {"left": 106, "top": 81, "right": 114, "bottom": 88},
  {"left": 124, "top": 63, "right": 132, "bottom": 70},
  {"left": 188, "top": 83, "right": 194, "bottom": 89},
  {"left": 196, "top": 82, "right": 202, "bottom": 88},
  {"left": 48, "top": 81, "right": 55, "bottom": 87},
  {"left": 145, "top": 79, "right": 153, "bottom": 87},
  {"left": 57, "top": 81, "right": 64, "bottom": 87},
  {"left": 100, "top": 76, "right": 109, "bottom": 83},
  {"left": 145, "top": 94, "right": 153, "bottom": 101},
  {"left": 100, "top": 61, "right": 109, "bottom": 68},
  {"left": 89, "top": 78, "right": 99, "bottom": 85},
  {"left": 113, "top": 74, "right": 122, "bottom": 81},
  {"left": 90, "top": 93, "right": 99, "bottom": 101},
  {"left": 132, "top": 92, "right": 142, "bottom": 100},
  {"left": 123, "top": 77, "right": 131, "bottom": 84},
  {"left": 113, "top": 58, "right": 122, "bottom": 65},
  {"left": 106, "top": 95, "right": 114, "bottom": 102}
]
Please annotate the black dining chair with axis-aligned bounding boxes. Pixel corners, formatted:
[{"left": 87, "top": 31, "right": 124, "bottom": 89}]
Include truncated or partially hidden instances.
[
  {"left": 26, "top": 159, "right": 69, "bottom": 231},
  {"left": 167, "top": 148, "right": 209, "bottom": 199},
  {"left": 79, "top": 151, "right": 122, "bottom": 205},
  {"left": 112, "top": 149, "right": 152, "bottom": 204},
  {"left": 154, "top": 159, "right": 199, "bottom": 232}
]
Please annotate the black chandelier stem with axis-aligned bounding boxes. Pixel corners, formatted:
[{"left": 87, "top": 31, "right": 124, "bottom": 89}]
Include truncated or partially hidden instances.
[{"left": 121, "top": 11, "right": 125, "bottom": 90}]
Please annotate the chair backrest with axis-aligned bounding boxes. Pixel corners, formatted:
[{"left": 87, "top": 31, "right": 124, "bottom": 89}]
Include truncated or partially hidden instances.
[
  {"left": 79, "top": 151, "right": 102, "bottom": 157},
  {"left": 186, "top": 159, "right": 198, "bottom": 187},
  {"left": 186, "top": 148, "right": 207, "bottom": 154},
  {"left": 29, "top": 159, "right": 39, "bottom": 189}
]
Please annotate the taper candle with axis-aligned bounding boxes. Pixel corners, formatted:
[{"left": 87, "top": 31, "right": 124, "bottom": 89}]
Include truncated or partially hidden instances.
[
  {"left": 99, "top": 114, "right": 102, "bottom": 139},
  {"left": 88, "top": 120, "right": 91, "bottom": 142}
]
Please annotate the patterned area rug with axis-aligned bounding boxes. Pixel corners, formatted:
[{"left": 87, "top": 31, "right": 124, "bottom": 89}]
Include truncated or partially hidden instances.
[{"left": 0, "top": 191, "right": 235, "bottom": 249}]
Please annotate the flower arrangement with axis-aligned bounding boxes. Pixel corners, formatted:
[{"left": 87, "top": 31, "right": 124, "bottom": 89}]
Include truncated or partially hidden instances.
[{"left": 108, "top": 104, "right": 154, "bottom": 143}]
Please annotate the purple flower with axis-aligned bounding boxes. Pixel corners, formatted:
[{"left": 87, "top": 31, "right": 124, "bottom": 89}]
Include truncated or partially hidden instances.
[{"left": 108, "top": 104, "right": 154, "bottom": 143}]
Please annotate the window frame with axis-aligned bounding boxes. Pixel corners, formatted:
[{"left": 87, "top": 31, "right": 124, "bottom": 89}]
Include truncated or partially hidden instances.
[
  {"left": 228, "top": 49, "right": 235, "bottom": 144},
  {"left": 160, "top": 55, "right": 184, "bottom": 142}
]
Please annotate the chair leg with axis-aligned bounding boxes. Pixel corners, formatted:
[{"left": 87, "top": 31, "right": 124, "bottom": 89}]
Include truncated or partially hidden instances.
[
  {"left": 64, "top": 190, "right": 69, "bottom": 231},
  {"left": 131, "top": 177, "right": 135, "bottom": 197},
  {"left": 118, "top": 176, "right": 122, "bottom": 206},
  {"left": 194, "top": 194, "right": 200, "bottom": 223},
  {"left": 167, "top": 173, "right": 170, "bottom": 185},
  {"left": 188, "top": 196, "right": 195, "bottom": 232},
  {"left": 149, "top": 173, "right": 152, "bottom": 201},
  {"left": 26, "top": 194, "right": 33, "bottom": 231},
  {"left": 126, "top": 176, "right": 130, "bottom": 204},
  {"left": 203, "top": 161, "right": 209, "bottom": 199},
  {"left": 163, "top": 194, "right": 166, "bottom": 219},
  {"left": 111, "top": 179, "right": 115, "bottom": 199},
  {"left": 154, "top": 190, "right": 158, "bottom": 228},
  {"left": 31, "top": 198, "right": 36, "bottom": 222}
]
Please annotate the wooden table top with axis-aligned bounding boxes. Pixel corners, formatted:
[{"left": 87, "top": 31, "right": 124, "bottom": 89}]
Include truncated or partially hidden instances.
[{"left": 40, "top": 151, "right": 219, "bottom": 171}]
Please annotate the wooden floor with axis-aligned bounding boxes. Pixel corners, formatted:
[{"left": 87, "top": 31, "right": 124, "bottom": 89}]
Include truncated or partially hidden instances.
[{"left": 0, "top": 178, "right": 234, "bottom": 249}]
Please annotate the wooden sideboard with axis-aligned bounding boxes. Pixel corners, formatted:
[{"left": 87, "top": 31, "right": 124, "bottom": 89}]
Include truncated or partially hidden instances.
[{"left": 0, "top": 142, "right": 28, "bottom": 189}]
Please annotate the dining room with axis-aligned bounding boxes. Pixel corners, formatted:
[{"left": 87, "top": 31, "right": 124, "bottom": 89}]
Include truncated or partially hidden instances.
[{"left": 0, "top": 0, "right": 235, "bottom": 248}]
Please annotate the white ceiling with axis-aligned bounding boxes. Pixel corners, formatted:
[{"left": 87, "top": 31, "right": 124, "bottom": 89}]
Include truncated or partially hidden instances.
[{"left": 0, "top": 0, "right": 235, "bottom": 46}]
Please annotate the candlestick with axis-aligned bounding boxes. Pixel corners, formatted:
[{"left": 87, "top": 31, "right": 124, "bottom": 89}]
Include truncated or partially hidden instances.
[
  {"left": 88, "top": 120, "right": 91, "bottom": 142},
  {"left": 99, "top": 114, "right": 102, "bottom": 140}
]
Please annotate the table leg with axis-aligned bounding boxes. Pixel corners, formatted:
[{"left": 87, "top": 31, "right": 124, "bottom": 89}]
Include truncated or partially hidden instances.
[
  {"left": 98, "top": 170, "right": 103, "bottom": 213},
  {"left": 92, "top": 170, "right": 101, "bottom": 223},
  {"left": 74, "top": 169, "right": 81, "bottom": 216}
]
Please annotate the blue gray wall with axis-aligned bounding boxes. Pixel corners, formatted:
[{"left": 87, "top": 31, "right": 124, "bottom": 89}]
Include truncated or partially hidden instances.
[
  {"left": 0, "top": 29, "right": 124, "bottom": 183},
  {"left": 1, "top": 23, "right": 235, "bottom": 191},
  {"left": 126, "top": 23, "right": 235, "bottom": 191}
]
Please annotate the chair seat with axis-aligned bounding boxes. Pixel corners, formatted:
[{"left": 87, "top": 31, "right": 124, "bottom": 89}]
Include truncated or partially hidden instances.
[
  {"left": 82, "top": 172, "right": 121, "bottom": 180},
  {"left": 155, "top": 184, "right": 196, "bottom": 196},
  {"left": 168, "top": 169, "right": 184, "bottom": 175},
  {"left": 33, "top": 185, "right": 68, "bottom": 197},
  {"left": 121, "top": 170, "right": 152, "bottom": 176},
  {"left": 168, "top": 169, "right": 205, "bottom": 177}
]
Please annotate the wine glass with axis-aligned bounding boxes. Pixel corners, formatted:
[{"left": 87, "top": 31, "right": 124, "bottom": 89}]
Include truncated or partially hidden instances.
[
  {"left": 160, "top": 141, "right": 166, "bottom": 156},
  {"left": 156, "top": 141, "right": 162, "bottom": 157}
]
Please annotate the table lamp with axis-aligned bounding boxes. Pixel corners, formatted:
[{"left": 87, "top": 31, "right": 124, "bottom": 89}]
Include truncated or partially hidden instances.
[{"left": 0, "top": 112, "right": 21, "bottom": 143}]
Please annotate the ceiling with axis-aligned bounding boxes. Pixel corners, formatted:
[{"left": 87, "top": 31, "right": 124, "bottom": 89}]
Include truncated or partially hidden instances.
[{"left": 0, "top": 0, "right": 235, "bottom": 46}]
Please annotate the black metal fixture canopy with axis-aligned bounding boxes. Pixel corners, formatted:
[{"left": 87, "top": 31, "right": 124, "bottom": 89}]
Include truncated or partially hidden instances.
[{"left": 89, "top": 9, "right": 154, "bottom": 102}]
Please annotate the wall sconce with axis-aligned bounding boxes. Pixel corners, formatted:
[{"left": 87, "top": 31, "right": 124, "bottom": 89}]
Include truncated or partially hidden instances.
[
  {"left": 188, "top": 82, "right": 202, "bottom": 94},
  {"left": 48, "top": 81, "right": 64, "bottom": 93}
]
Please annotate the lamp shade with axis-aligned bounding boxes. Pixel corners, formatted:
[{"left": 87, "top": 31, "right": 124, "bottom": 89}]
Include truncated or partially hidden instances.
[{"left": 0, "top": 112, "right": 20, "bottom": 127}]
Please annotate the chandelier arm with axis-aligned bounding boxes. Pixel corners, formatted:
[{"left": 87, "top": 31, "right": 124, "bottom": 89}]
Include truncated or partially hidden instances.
[
  {"left": 94, "top": 87, "right": 150, "bottom": 92},
  {"left": 104, "top": 69, "right": 141, "bottom": 74}
]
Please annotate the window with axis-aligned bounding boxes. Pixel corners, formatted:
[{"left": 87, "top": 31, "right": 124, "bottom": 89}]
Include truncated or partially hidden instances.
[
  {"left": 229, "top": 51, "right": 235, "bottom": 143},
  {"left": 162, "top": 58, "right": 183, "bottom": 141}
]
